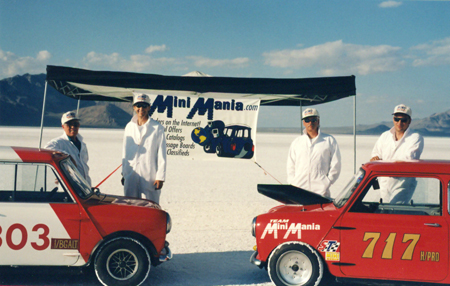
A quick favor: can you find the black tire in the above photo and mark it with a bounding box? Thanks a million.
[204,144,214,153]
[268,242,323,286]
[243,151,254,159]
[94,238,151,286]
[216,144,225,157]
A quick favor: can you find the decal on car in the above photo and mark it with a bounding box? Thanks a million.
[51,239,79,250]
[260,219,320,239]
[420,251,440,262]
[319,240,341,261]
[362,232,420,260]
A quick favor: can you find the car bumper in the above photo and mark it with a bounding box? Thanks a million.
[250,251,262,267]
[159,241,173,262]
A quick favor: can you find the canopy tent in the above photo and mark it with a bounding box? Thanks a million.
[46,65,355,106]
[42,65,357,170]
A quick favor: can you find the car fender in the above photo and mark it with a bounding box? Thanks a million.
[87,231,159,267]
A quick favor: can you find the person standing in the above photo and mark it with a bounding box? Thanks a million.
[45,111,91,186]
[287,108,341,198]
[370,104,424,203]
[122,94,167,204]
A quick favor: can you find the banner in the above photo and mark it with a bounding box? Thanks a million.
[136,93,260,161]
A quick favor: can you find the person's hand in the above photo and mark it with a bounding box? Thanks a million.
[154,180,164,190]
[121,176,124,186]
[370,156,381,162]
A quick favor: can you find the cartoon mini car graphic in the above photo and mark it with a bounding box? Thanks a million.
[191,120,225,153]
[191,120,254,159]
[216,125,254,159]
[0,146,172,286]
[251,160,450,286]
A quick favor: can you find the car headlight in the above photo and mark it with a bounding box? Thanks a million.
[252,217,257,237]
[166,213,172,234]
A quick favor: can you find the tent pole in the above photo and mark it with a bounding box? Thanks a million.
[300,101,303,121]
[76,97,81,116]
[38,81,48,149]
[353,95,356,174]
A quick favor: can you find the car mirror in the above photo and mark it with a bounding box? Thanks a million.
[92,187,101,195]
[372,178,380,190]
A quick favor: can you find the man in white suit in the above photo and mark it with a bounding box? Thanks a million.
[122,94,167,204]
[45,111,91,186]
[287,108,341,198]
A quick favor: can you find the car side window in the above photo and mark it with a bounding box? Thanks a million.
[243,129,249,138]
[350,176,441,216]
[0,162,74,203]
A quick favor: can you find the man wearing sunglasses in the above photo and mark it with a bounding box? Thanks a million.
[287,108,341,198]
[122,93,167,204]
[370,104,424,203]
[45,111,91,186]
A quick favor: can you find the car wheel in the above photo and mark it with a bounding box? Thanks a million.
[216,144,224,157]
[94,238,151,286]
[204,144,213,153]
[243,151,253,159]
[268,242,323,286]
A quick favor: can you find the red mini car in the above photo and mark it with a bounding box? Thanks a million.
[0,146,172,286]
[251,160,450,286]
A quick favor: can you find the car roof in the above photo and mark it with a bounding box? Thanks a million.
[362,160,450,174]
[0,146,69,163]
[225,125,251,129]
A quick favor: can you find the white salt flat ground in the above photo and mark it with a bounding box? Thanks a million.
[1,126,449,286]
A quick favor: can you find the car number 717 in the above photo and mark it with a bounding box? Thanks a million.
[362,232,420,260]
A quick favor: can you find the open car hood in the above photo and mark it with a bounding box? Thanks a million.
[86,194,162,210]
[257,184,333,205]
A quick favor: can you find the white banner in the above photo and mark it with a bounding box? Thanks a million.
[137,93,260,161]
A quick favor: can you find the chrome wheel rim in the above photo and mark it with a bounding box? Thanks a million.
[106,248,138,280]
[276,250,313,285]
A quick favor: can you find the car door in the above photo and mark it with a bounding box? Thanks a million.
[339,175,448,282]
[0,162,81,266]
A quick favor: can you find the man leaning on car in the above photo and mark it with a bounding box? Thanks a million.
[370,104,424,203]
[45,111,91,187]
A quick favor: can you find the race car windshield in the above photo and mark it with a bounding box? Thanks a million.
[333,169,365,208]
[60,158,93,199]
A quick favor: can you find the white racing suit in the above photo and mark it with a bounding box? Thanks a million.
[45,133,91,186]
[371,127,424,204]
[122,116,166,203]
[287,130,341,198]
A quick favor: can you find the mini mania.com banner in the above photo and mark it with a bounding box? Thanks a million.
[136,92,260,161]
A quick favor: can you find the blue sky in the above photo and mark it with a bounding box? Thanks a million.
[1,0,449,127]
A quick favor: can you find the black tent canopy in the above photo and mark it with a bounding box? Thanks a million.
[46,65,356,106]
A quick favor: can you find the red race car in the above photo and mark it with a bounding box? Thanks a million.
[0,146,172,286]
[251,160,450,286]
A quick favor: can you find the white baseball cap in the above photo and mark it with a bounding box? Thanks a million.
[302,108,320,119]
[133,93,151,105]
[392,104,412,117]
[61,111,80,125]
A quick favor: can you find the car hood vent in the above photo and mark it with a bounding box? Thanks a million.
[257,184,333,205]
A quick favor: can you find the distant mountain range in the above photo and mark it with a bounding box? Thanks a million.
[0,73,133,128]
[1,73,449,136]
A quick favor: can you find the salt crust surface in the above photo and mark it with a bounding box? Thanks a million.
[1,127,448,285]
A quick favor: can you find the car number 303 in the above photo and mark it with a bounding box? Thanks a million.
[0,223,51,250]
